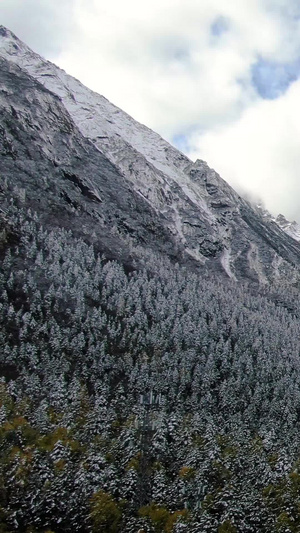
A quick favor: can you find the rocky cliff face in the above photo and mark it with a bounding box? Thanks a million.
[1,25,300,282]
[0,55,182,270]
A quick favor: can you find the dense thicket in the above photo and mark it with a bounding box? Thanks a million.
[1,204,300,532]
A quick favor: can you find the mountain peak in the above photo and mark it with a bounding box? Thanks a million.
[276,213,289,225]
[0,25,23,45]
[0,25,35,60]
[0,26,13,37]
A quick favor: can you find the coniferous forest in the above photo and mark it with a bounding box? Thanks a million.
[3,22,300,533]
[1,199,300,532]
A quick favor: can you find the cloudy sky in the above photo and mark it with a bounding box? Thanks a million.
[2,0,300,220]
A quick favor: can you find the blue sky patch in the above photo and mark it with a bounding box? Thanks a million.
[210,16,229,37]
[172,134,190,154]
[251,57,300,99]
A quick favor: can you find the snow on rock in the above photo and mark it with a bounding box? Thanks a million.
[0,26,225,263]
[220,247,236,280]
[255,204,300,243]
[276,214,300,242]
[247,243,268,285]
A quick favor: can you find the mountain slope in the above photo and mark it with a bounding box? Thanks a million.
[1,25,300,283]
[3,27,300,533]
[0,54,186,270]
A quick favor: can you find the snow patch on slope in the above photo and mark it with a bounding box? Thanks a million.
[247,243,268,284]
[220,247,236,280]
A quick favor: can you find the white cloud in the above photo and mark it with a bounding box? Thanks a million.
[188,79,300,221]
[53,0,282,133]
[0,0,77,57]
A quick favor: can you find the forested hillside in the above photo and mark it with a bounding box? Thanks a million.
[1,201,300,532]
[3,26,300,533]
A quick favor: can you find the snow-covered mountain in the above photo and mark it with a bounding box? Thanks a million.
[255,203,300,243]
[1,25,300,282]
[275,214,300,242]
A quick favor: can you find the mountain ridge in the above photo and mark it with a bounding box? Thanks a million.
[1,25,300,283]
